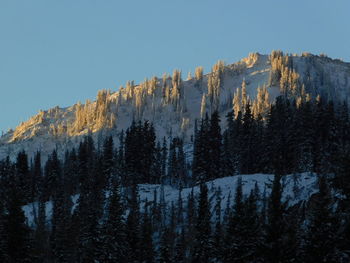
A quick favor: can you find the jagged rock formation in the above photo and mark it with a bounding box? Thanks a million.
[1,51,350,160]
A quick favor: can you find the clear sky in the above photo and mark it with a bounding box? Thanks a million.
[0,0,349,133]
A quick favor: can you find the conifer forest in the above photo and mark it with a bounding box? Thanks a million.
[3,0,350,261]
[1,93,350,262]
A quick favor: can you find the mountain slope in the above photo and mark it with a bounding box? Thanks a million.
[1,51,350,160]
[23,172,318,227]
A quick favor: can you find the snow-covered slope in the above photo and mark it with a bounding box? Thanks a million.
[23,172,318,227]
[2,52,350,160]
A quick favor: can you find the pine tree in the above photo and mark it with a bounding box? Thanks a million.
[296,100,314,172]
[159,227,172,263]
[125,121,156,184]
[185,188,196,255]
[103,181,128,262]
[263,174,289,263]
[33,193,49,262]
[200,93,207,119]
[223,177,244,262]
[44,150,61,200]
[116,130,126,185]
[161,137,168,184]
[173,228,186,263]
[240,103,255,174]
[192,115,210,183]
[303,176,342,262]
[241,186,263,262]
[153,141,163,184]
[31,151,42,202]
[208,111,222,179]
[102,135,114,189]
[126,184,141,262]
[74,137,104,262]
[140,202,154,263]
[177,187,184,225]
[5,188,32,262]
[51,178,72,262]
[0,199,8,262]
[16,150,30,203]
[195,66,203,82]
[212,187,223,262]
[191,183,211,263]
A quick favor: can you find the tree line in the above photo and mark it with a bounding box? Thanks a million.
[1,95,350,262]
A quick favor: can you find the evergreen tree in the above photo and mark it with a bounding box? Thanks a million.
[191,183,211,263]
[33,193,49,262]
[102,179,127,262]
[44,150,61,201]
[51,172,73,262]
[192,114,210,183]
[208,111,222,179]
[223,177,245,262]
[5,188,32,262]
[212,187,223,262]
[263,174,292,262]
[0,199,8,262]
[168,138,187,187]
[222,110,238,177]
[140,202,154,263]
[185,188,196,256]
[173,228,186,263]
[102,135,114,188]
[159,227,172,263]
[31,151,42,202]
[240,103,255,174]
[16,150,30,203]
[303,176,342,262]
[126,184,141,262]
[73,137,104,262]
[161,137,168,184]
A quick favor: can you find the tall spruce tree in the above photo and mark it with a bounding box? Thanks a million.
[140,202,154,263]
[5,187,32,262]
[102,179,127,262]
[191,183,211,263]
[102,136,114,189]
[126,183,141,262]
[303,176,342,262]
[263,174,290,262]
[208,111,222,179]
[192,115,210,184]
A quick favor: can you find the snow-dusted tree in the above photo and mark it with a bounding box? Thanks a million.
[212,60,225,81]
[149,76,158,95]
[125,80,135,101]
[200,94,207,119]
[241,79,248,109]
[171,69,183,112]
[252,85,270,119]
[195,66,204,81]
[134,88,145,120]
[194,66,204,91]
[187,71,192,80]
[207,71,220,112]
[232,87,242,118]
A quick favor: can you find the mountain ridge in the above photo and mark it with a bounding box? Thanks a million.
[1,51,350,160]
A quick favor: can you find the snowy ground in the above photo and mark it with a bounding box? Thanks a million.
[23,172,318,227]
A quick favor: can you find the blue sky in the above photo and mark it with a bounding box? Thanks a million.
[0,0,349,133]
